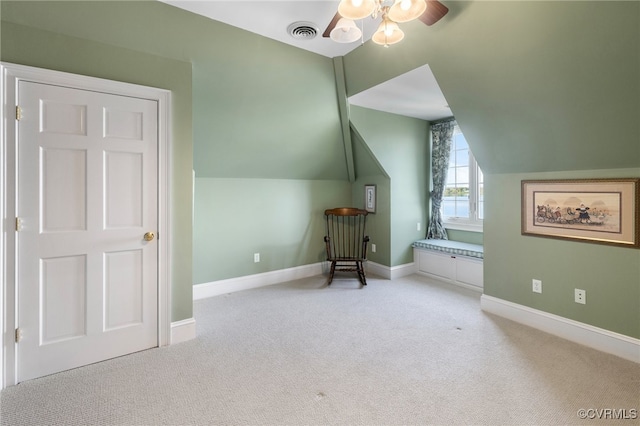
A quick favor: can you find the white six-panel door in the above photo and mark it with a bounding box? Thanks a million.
[17,81,159,382]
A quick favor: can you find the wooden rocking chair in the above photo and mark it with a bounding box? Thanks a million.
[324,207,370,287]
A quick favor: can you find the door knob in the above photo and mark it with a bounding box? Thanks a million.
[144,232,155,241]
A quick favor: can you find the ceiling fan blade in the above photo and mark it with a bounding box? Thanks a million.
[419,0,449,26]
[322,11,342,38]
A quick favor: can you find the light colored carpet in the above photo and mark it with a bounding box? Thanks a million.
[1,274,638,425]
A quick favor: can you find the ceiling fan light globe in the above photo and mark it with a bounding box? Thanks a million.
[372,19,404,45]
[330,18,362,43]
[338,0,376,20]
[388,0,427,23]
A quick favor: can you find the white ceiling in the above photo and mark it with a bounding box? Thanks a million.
[161,0,452,121]
[348,64,451,121]
[161,0,367,58]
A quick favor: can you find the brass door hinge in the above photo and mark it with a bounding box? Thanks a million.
[16,106,22,121]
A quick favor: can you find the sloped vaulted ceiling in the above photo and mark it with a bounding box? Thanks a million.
[3,1,638,176]
[0,0,350,180]
[343,1,640,174]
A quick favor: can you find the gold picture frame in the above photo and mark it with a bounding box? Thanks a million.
[521,178,640,248]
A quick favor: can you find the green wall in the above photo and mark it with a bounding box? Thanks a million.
[341,1,639,338]
[0,20,194,322]
[349,106,430,267]
[1,1,354,293]
[193,178,352,283]
[351,128,391,266]
[3,1,638,340]
[0,1,347,179]
[446,230,483,246]
[343,1,639,175]
[485,169,640,338]
[192,55,345,180]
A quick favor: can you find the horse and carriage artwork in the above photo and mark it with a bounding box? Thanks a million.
[535,199,618,230]
[522,179,640,248]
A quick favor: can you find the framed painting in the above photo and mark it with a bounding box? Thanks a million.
[521,178,640,248]
[365,184,376,213]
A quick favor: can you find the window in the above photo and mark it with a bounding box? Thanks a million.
[441,126,483,230]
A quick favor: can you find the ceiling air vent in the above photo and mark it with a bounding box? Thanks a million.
[287,22,319,40]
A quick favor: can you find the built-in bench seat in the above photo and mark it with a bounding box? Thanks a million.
[412,239,483,259]
[412,239,484,290]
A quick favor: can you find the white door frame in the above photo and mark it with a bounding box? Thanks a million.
[0,62,172,389]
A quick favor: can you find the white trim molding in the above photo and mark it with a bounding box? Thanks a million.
[416,272,483,293]
[365,261,416,280]
[194,262,325,300]
[193,261,418,300]
[481,295,640,364]
[171,318,196,344]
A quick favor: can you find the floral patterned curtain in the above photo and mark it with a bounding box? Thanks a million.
[426,118,456,240]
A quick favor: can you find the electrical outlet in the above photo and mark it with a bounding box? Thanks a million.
[532,279,542,294]
[254,253,260,263]
[371,244,377,253]
[575,289,586,304]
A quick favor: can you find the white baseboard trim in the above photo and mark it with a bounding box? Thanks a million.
[170,318,196,344]
[193,261,416,301]
[415,271,483,293]
[481,295,640,363]
[194,262,324,300]
[366,261,416,280]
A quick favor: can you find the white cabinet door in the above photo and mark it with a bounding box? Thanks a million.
[17,81,159,382]
[455,257,483,288]
[417,250,455,281]
[416,249,483,290]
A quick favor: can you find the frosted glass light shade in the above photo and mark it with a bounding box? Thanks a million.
[388,0,427,23]
[330,18,362,43]
[372,19,405,46]
[338,0,376,20]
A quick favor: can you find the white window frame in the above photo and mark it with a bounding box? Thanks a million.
[442,126,483,232]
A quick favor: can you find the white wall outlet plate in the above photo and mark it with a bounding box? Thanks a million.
[532,279,542,294]
[575,288,586,304]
